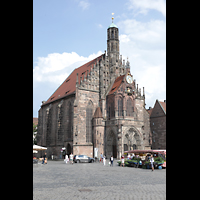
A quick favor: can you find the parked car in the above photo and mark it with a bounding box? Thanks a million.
[74,155,95,163]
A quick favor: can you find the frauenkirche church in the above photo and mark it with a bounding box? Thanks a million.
[37,16,152,159]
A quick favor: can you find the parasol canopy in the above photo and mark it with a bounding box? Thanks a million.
[33,145,47,151]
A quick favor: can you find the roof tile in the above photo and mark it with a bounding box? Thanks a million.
[108,75,125,95]
[43,54,104,105]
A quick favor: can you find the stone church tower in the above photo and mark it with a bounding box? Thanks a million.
[37,17,151,159]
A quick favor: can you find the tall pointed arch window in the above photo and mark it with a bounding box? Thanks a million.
[86,100,93,143]
[110,98,115,118]
[118,97,123,117]
[115,29,118,39]
[111,30,114,39]
[126,98,134,117]
[67,102,73,139]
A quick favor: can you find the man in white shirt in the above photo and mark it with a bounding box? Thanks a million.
[110,156,114,167]
[103,155,106,166]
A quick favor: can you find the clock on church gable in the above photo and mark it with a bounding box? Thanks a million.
[126,74,133,84]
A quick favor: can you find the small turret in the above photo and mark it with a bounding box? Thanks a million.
[93,107,105,158]
[125,57,130,73]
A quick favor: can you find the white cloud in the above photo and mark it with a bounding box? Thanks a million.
[33,51,103,116]
[119,34,130,43]
[78,0,90,10]
[118,18,166,108]
[127,0,166,17]
[33,51,103,83]
[98,24,103,28]
[33,1,166,116]
[118,19,165,50]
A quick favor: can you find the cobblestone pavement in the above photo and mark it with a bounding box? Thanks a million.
[33,160,166,200]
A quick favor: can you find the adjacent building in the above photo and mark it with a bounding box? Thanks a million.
[148,100,166,149]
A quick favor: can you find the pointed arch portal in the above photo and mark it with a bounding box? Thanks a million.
[106,131,117,158]
[124,127,142,151]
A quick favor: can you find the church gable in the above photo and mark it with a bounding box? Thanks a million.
[108,75,125,95]
[43,54,104,106]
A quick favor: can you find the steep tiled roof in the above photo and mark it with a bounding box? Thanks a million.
[159,101,166,114]
[43,54,105,105]
[93,107,103,118]
[150,100,166,117]
[108,75,125,95]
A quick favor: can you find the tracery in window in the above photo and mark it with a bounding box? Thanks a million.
[118,97,123,116]
[86,100,93,142]
[126,98,134,117]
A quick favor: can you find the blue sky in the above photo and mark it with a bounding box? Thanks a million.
[33,0,166,117]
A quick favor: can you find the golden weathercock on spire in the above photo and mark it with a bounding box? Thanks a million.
[112,13,114,22]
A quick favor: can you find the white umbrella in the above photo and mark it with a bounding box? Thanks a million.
[33,145,47,151]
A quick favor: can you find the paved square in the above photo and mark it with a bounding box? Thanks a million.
[33,160,166,199]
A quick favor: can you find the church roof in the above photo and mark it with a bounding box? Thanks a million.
[108,23,118,29]
[108,75,125,95]
[93,107,103,118]
[43,54,105,106]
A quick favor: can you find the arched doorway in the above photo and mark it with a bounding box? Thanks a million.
[106,131,117,158]
[67,143,71,157]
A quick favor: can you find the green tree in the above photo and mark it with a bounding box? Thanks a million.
[33,123,37,145]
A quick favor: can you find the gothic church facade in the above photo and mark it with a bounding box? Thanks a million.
[37,21,151,159]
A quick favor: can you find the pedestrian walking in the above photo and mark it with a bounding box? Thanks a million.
[110,155,113,167]
[103,155,106,166]
[70,153,73,165]
[100,153,103,163]
[150,154,154,171]
[64,154,68,164]
[121,155,124,167]
[42,152,47,164]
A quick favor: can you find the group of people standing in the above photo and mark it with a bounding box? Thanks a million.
[64,153,74,164]
[42,152,155,171]
[100,153,114,167]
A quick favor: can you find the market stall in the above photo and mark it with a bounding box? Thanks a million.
[123,149,166,169]
[33,145,47,164]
